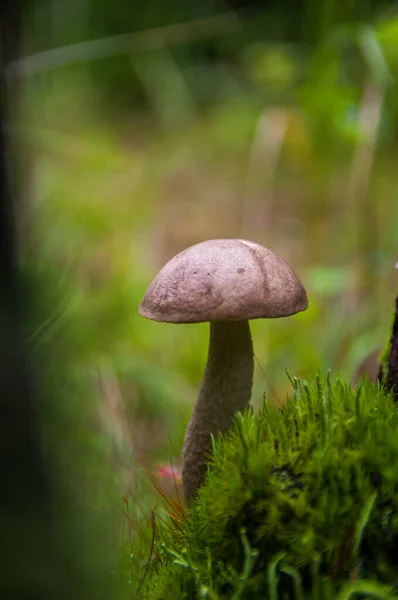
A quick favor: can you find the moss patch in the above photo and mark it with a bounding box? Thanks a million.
[145,375,398,599]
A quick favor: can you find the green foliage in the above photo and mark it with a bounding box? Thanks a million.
[21,2,398,451]
[19,4,398,597]
[146,376,398,598]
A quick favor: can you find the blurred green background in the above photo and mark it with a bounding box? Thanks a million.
[12,0,398,595]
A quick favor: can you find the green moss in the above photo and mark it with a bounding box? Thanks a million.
[145,375,398,599]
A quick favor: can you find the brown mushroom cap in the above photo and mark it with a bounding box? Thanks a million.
[139,239,308,324]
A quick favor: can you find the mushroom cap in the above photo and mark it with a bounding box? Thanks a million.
[139,239,308,324]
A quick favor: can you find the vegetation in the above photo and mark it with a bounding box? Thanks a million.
[23,6,398,469]
[145,376,398,599]
[9,0,398,597]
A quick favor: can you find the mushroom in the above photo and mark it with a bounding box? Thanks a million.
[139,239,308,503]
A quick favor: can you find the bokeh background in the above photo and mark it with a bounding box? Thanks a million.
[11,0,398,595]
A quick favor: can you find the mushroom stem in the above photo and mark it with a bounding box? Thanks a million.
[182,320,254,503]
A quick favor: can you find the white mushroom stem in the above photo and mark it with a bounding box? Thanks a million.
[182,320,254,504]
